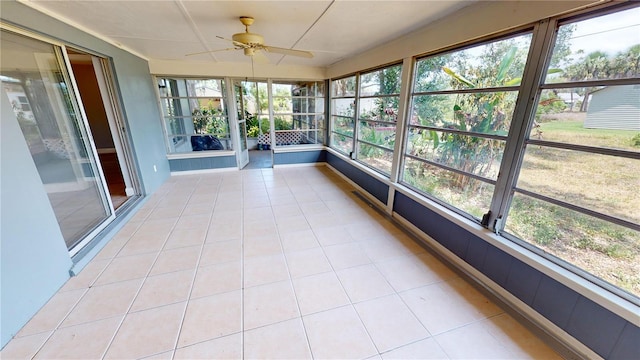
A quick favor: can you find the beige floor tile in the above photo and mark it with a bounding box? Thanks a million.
[137,218,178,238]
[148,206,183,220]
[482,314,562,359]
[285,247,333,278]
[269,194,298,206]
[94,252,157,286]
[392,233,428,255]
[93,233,131,260]
[174,214,211,231]
[199,239,241,266]
[244,318,311,359]
[246,195,271,208]
[105,302,185,359]
[272,204,303,219]
[117,233,166,257]
[299,201,331,215]
[3,168,563,360]
[381,338,449,359]
[313,226,354,246]
[337,264,395,303]
[244,253,289,288]
[375,254,444,292]
[276,215,311,234]
[61,278,142,328]
[191,261,242,299]
[17,288,86,337]
[433,320,515,359]
[293,272,350,315]
[324,242,371,270]
[354,294,429,352]
[214,200,242,213]
[174,333,242,359]
[109,222,144,240]
[164,228,207,249]
[359,236,411,262]
[35,316,121,359]
[244,221,278,238]
[413,252,458,282]
[181,202,215,217]
[400,278,502,335]
[280,229,320,253]
[345,220,390,241]
[178,291,242,347]
[130,269,194,312]
[149,245,201,276]
[0,332,50,359]
[303,305,377,359]
[244,280,300,330]
[306,212,343,229]
[206,222,241,242]
[243,234,283,258]
[244,205,273,220]
[140,350,174,359]
[59,259,110,292]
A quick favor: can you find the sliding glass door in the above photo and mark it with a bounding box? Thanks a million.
[1,29,114,254]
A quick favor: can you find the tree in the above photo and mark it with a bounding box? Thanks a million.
[563,44,640,110]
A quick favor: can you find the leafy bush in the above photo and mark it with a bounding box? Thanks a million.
[632,133,640,147]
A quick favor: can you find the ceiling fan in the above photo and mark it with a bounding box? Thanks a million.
[186,16,313,59]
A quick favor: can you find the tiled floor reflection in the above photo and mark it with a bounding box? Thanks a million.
[1,166,562,359]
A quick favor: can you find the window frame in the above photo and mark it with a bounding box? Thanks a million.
[330,63,403,176]
[270,80,326,147]
[400,30,535,222]
[489,5,640,304]
[157,77,232,154]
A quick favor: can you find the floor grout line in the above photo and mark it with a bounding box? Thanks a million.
[8,167,561,360]
[99,176,202,359]
[169,174,233,358]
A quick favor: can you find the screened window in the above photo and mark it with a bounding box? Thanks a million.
[402,34,533,219]
[157,78,231,153]
[237,80,269,140]
[330,76,356,155]
[330,64,402,175]
[356,65,401,174]
[503,7,640,297]
[271,81,325,146]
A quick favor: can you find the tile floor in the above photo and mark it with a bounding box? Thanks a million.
[1,166,563,359]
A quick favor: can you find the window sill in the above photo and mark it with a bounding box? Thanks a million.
[167,150,235,160]
[273,144,326,153]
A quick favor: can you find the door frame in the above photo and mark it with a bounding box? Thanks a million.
[90,55,140,198]
[229,78,249,169]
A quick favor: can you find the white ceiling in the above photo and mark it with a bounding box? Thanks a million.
[24,0,473,68]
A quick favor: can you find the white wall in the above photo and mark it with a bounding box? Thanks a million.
[149,59,327,80]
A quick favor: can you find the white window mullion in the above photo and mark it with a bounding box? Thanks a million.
[488,19,558,232]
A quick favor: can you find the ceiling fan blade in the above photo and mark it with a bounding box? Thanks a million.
[263,46,314,58]
[216,35,248,48]
[185,47,238,56]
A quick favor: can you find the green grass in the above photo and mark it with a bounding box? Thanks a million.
[538,118,639,150]
[408,114,640,296]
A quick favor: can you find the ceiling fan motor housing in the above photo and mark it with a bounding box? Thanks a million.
[232,32,264,46]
